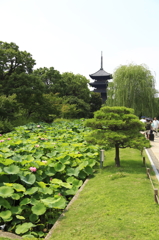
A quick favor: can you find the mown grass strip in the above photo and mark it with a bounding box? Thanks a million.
[47,148,159,240]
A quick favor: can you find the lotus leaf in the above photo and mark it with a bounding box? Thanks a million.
[67,176,76,183]
[78,161,89,170]
[78,170,87,179]
[25,187,39,195]
[12,155,22,162]
[87,158,96,167]
[67,177,83,188]
[31,202,46,215]
[41,196,66,209]
[0,197,11,209]
[4,183,13,187]
[11,206,23,215]
[3,152,14,158]
[45,167,56,176]
[66,167,79,177]
[54,162,65,172]
[84,166,93,175]
[34,152,43,159]
[20,173,36,185]
[36,181,46,188]
[65,186,79,195]
[3,165,20,175]
[15,222,35,234]
[0,158,14,165]
[12,183,26,192]
[41,156,48,161]
[30,197,39,205]
[20,198,31,206]
[0,210,12,220]
[16,215,25,219]
[0,147,10,153]
[0,186,14,198]
[24,155,35,161]
[48,162,55,167]
[11,193,23,200]
[51,179,72,189]
[29,213,39,222]
[46,151,58,157]
[39,188,53,195]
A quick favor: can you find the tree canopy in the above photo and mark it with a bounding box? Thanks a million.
[0,41,103,132]
[85,106,150,167]
[33,67,61,94]
[106,64,157,117]
[0,41,36,96]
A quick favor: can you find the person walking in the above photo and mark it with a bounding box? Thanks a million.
[145,119,152,139]
[152,117,159,137]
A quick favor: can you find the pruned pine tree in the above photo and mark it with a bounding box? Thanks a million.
[85,106,150,167]
[106,64,157,117]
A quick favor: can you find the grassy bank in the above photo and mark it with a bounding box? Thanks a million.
[47,148,159,240]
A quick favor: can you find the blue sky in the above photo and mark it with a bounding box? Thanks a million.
[1,0,159,90]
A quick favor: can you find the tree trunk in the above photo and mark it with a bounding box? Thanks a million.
[115,144,120,167]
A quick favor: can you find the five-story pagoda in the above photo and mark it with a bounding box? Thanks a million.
[89,52,112,103]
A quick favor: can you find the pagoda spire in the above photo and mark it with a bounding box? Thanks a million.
[101,51,103,70]
[89,52,112,103]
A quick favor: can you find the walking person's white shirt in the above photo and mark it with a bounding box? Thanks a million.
[152,117,159,137]
[140,118,146,123]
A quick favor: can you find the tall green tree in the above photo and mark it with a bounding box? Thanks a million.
[89,92,102,117]
[85,106,150,167]
[0,41,36,96]
[33,67,61,94]
[107,64,157,117]
[33,69,92,118]
[60,72,90,102]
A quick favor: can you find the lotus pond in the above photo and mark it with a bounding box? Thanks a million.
[0,119,100,238]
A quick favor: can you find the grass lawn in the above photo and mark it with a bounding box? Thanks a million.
[47,148,159,240]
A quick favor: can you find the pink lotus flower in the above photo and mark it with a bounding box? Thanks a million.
[40,138,45,140]
[0,134,2,136]
[7,138,11,140]
[35,144,40,147]
[37,125,41,128]
[0,140,4,142]
[29,167,37,172]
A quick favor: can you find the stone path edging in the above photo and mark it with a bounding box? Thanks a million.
[145,148,159,182]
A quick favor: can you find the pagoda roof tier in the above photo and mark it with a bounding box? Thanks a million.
[89,69,112,80]
[93,89,106,93]
[90,82,107,87]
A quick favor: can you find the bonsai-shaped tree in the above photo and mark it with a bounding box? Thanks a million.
[85,106,150,167]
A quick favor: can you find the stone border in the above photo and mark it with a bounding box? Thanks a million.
[145,148,159,182]
[44,178,89,240]
[0,230,22,239]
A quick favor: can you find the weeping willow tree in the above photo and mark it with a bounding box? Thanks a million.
[106,64,157,117]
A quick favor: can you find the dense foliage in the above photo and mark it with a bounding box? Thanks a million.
[0,41,102,133]
[106,64,157,117]
[85,106,150,167]
[0,119,100,238]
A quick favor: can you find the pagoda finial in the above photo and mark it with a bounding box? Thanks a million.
[101,51,103,70]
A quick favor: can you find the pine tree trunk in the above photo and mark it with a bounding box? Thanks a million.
[115,144,120,167]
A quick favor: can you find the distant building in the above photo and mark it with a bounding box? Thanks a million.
[89,52,112,103]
